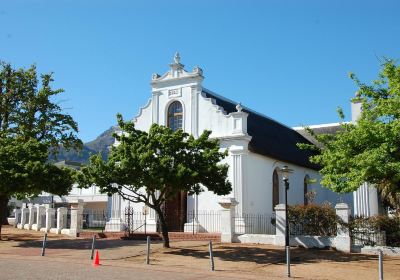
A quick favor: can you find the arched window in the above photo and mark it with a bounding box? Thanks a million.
[304,175,309,205]
[167,101,183,131]
[272,169,279,211]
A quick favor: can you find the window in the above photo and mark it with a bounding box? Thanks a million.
[304,175,309,205]
[272,169,279,211]
[167,101,183,131]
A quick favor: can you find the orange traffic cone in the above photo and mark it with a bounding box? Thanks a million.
[93,250,100,266]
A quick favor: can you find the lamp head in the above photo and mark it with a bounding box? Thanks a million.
[280,165,293,180]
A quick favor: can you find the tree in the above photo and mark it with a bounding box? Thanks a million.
[299,59,400,209]
[77,115,231,247]
[0,62,81,237]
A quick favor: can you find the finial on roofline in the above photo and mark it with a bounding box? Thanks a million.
[236,103,243,112]
[174,52,181,64]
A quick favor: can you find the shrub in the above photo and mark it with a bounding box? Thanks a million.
[350,215,400,247]
[288,203,340,236]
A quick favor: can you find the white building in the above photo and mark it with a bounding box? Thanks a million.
[17,54,383,233]
[102,53,353,232]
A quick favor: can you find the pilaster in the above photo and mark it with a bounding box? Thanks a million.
[190,85,200,138]
[105,192,124,232]
[151,91,161,124]
[231,150,247,215]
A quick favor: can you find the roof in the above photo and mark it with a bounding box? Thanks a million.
[202,89,319,170]
[294,123,343,145]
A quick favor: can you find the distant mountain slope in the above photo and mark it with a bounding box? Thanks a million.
[49,126,117,164]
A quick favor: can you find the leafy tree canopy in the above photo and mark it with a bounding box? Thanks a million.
[0,62,81,236]
[299,59,400,208]
[77,114,231,247]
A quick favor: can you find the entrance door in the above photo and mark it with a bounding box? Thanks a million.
[163,192,187,232]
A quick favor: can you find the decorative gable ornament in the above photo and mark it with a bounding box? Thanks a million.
[151,52,204,87]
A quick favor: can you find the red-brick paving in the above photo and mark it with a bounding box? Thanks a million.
[169,232,221,242]
[79,231,220,242]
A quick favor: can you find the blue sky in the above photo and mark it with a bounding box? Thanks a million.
[1,0,399,142]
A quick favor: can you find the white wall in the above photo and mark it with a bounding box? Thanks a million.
[123,58,354,219]
[244,152,353,215]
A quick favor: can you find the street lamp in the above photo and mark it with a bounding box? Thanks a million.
[279,165,293,278]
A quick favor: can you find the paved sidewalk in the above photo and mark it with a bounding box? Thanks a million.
[0,257,259,280]
[1,227,399,280]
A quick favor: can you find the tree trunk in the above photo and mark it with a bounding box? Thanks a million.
[0,195,8,240]
[155,207,170,248]
[1,196,9,225]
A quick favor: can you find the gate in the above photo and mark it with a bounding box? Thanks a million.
[124,206,147,235]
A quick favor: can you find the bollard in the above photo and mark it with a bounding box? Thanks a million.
[146,236,150,265]
[41,233,47,256]
[286,245,291,278]
[192,209,195,235]
[209,241,215,271]
[90,235,96,260]
[379,250,383,280]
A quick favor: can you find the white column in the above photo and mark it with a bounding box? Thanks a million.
[52,207,67,234]
[335,203,351,252]
[44,207,55,232]
[13,209,21,228]
[351,98,362,122]
[25,203,36,230]
[353,183,379,217]
[218,197,238,242]
[274,204,286,246]
[67,199,84,237]
[32,205,45,231]
[105,193,124,232]
[18,207,28,229]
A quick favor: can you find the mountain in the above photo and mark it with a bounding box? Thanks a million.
[49,126,118,164]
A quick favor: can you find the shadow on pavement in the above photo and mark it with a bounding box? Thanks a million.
[14,238,159,250]
[165,245,378,265]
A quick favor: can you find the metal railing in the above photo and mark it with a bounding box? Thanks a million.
[234,213,276,235]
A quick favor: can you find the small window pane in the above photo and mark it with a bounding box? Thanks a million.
[167,101,183,131]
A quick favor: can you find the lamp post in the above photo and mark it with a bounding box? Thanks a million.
[280,165,293,278]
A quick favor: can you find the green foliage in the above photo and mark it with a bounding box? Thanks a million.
[0,62,81,234]
[288,203,340,236]
[77,114,231,247]
[78,114,231,200]
[299,59,400,208]
[0,62,82,152]
[0,136,75,198]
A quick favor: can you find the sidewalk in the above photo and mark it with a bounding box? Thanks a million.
[1,226,399,280]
